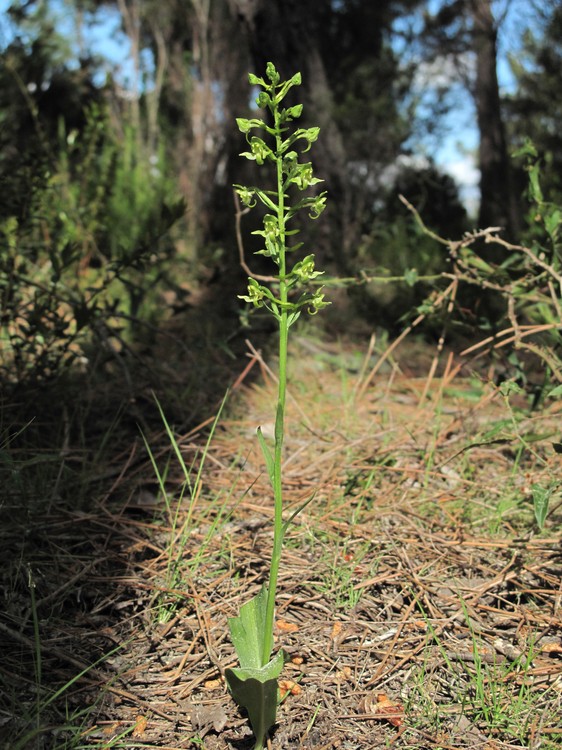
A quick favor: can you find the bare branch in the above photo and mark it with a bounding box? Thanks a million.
[233,189,278,283]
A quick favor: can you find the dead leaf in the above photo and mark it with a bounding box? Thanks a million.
[358,692,404,727]
[132,716,148,737]
[331,621,342,639]
[291,654,304,665]
[102,722,122,737]
[335,665,352,682]
[450,714,491,746]
[279,679,302,700]
[405,619,427,631]
[276,619,299,633]
[541,642,562,655]
[191,703,228,733]
[204,677,223,690]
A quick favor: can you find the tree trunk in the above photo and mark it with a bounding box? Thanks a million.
[229,0,351,272]
[470,0,518,236]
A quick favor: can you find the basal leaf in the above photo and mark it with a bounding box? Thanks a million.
[225,649,286,749]
[228,586,268,670]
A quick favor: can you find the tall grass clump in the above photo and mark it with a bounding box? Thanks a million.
[224,63,328,749]
[142,393,230,623]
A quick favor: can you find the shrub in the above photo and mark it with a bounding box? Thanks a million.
[0,106,184,383]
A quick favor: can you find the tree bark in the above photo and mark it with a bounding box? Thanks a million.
[470,0,518,236]
[229,0,350,271]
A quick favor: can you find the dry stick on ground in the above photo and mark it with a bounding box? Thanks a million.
[354,279,458,402]
[461,323,562,380]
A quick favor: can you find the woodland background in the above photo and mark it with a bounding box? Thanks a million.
[1,3,562,748]
[1,0,562,380]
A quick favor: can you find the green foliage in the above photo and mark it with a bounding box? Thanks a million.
[319,2,417,172]
[0,105,184,382]
[346,164,466,326]
[515,139,562,256]
[225,642,285,750]
[143,392,230,623]
[404,141,562,399]
[226,63,327,749]
[508,146,562,370]
[0,15,101,221]
[531,483,553,530]
[507,5,562,202]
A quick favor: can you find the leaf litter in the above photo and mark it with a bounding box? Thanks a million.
[1,331,561,749]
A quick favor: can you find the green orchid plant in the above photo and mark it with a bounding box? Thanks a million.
[225,63,328,749]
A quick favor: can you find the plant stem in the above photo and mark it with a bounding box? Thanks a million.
[262,107,289,666]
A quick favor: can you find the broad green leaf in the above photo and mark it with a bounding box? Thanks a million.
[228,586,269,670]
[547,384,562,398]
[225,649,286,750]
[531,484,552,529]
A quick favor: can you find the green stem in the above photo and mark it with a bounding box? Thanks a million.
[262,104,289,666]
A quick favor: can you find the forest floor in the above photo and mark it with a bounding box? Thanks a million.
[1,314,561,750]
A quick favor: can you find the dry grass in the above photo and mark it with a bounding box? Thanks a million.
[1,328,561,749]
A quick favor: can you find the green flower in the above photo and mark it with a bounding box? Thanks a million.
[252,214,281,259]
[290,163,321,190]
[238,278,266,307]
[308,289,330,314]
[240,137,273,165]
[282,151,298,175]
[256,91,271,110]
[280,104,303,123]
[266,62,280,84]
[292,255,323,283]
[235,185,257,208]
[236,117,266,134]
[309,193,327,219]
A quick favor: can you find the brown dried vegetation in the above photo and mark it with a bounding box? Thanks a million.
[1,330,561,749]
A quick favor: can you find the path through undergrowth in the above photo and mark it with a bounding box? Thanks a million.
[1,330,561,749]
